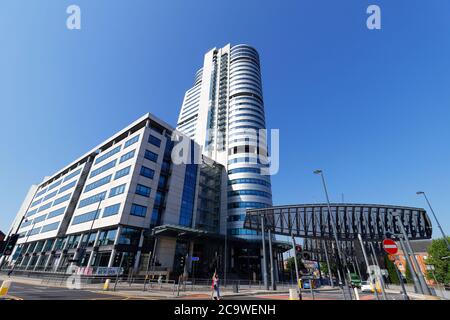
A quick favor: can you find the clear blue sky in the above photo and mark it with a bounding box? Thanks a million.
[1,0,449,237]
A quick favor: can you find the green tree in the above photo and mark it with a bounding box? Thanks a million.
[404,262,413,284]
[425,237,450,284]
[384,256,400,284]
[285,256,306,276]
[319,261,337,278]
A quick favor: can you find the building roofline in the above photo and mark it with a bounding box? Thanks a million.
[36,113,175,189]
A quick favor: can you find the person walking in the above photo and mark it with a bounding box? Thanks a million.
[211,272,221,300]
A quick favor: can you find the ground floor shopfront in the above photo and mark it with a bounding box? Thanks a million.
[7,224,289,282]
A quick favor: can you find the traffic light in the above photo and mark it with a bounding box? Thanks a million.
[2,234,19,256]
[295,245,302,253]
[302,252,311,260]
[179,255,185,268]
[113,253,121,266]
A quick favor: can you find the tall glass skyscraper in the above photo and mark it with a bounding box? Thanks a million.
[177,44,273,241]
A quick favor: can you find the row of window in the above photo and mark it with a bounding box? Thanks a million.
[228,178,271,187]
[30,179,78,210]
[115,166,131,180]
[22,206,66,229]
[95,145,121,165]
[89,159,117,178]
[228,167,260,175]
[227,228,258,236]
[78,191,107,209]
[227,202,269,209]
[84,175,112,193]
[71,203,122,225]
[124,135,140,148]
[227,189,272,198]
[120,149,135,163]
[63,168,82,183]
[26,221,61,236]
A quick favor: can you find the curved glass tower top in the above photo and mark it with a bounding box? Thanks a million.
[177,44,272,240]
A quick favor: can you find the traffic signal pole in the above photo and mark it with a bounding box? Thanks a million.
[357,233,380,300]
[260,215,269,290]
[290,233,302,300]
[322,240,334,287]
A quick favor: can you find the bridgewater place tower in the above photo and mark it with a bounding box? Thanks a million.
[177,44,273,245]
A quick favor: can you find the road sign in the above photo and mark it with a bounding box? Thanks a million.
[191,256,200,261]
[383,239,398,255]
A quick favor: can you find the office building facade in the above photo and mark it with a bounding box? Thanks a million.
[177,44,274,277]
[177,44,273,236]
[5,114,227,278]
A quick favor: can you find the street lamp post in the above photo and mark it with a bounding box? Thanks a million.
[416,191,450,251]
[314,170,351,299]
[393,212,431,295]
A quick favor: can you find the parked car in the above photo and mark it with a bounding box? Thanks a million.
[350,273,361,288]
[360,281,373,293]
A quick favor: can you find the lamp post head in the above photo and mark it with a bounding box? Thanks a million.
[313,170,322,175]
[416,191,424,195]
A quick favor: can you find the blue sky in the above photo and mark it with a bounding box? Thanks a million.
[1,0,449,237]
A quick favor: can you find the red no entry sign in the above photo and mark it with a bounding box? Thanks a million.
[383,239,398,254]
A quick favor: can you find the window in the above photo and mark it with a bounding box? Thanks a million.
[124,135,140,148]
[114,166,131,180]
[98,229,117,246]
[47,207,66,219]
[33,214,47,224]
[135,184,151,197]
[37,201,52,212]
[109,184,126,198]
[228,190,271,198]
[103,204,120,218]
[94,145,121,165]
[228,178,271,187]
[228,167,260,175]
[71,210,100,225]
[78,191,106,208]
[130,204,147,217]
[120,150,135,163]
[89,159,117,178]
[84,175,112,193]
[47,179,62,191]
[63,168,82,182]
[26,208,38,217]
[144,150,158,162]
[118,227,141,246]
[179,164,198,227]
[35,188,47,198]
[28,227,42,236]
[58,180,77,194]
[148,135,161,147]
[30,198,43,208]
[228,202,269,209]
[140,166,155,179]
[53,193,72,206]
[43,190,58,201]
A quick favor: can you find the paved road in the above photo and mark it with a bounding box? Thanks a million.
[0,280,153,300]
[1,279,404,300]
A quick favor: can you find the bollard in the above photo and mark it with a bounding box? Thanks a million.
[0,280,12,298]
[353,287,360,300]
[289,288,300,300]
[103,279,110,291]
